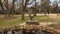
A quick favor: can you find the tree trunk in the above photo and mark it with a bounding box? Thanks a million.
[4,10,8,18]
[29,12,33,20]
[21,10,25,20]
[21,0,25,20]
[35,0,37,16]
[11,0,15,18]
[8,10,11,18]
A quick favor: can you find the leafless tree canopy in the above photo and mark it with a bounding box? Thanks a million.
[0,0,60,20]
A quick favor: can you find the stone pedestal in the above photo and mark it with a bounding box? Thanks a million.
[26,20,39,25]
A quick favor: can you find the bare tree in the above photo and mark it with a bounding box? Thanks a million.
[0,0,8,18]
[0,0,4,11]
[4,0,11,18]
[0,0,15,18]
[0,0,4,10]
[41,0,50,16]
[28,0,40,20]
[11,0,15,17]
[52,1,58,12]
[21,0,34,20]
[52,0,59,15]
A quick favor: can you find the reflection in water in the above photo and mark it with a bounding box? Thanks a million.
[13,30,23,34]
[1,30,46,34]
[7,31,12,34]
[1,33,3,34]
[36,30,45,34]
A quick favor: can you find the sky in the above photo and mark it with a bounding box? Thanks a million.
[32,0,60,6]
[28,0,55,7]
[50,0,54,2]
[8,0,55,4]
[8,0,59,5]
[7,0,60,4]
[2,0,60,8]
[50,0,60,6]
[0,0,60,10]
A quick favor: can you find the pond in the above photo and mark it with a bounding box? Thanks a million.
[0,30,46,34]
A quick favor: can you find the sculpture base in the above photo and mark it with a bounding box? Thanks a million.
[26,20,39,25]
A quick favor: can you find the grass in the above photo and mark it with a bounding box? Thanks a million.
[34,16,56,22]
[0,15,58,27]
[0,15,24,28]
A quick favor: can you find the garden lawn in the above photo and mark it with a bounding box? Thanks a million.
[0,15,57,28]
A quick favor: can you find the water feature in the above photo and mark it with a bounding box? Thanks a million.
[0,30,47,34]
